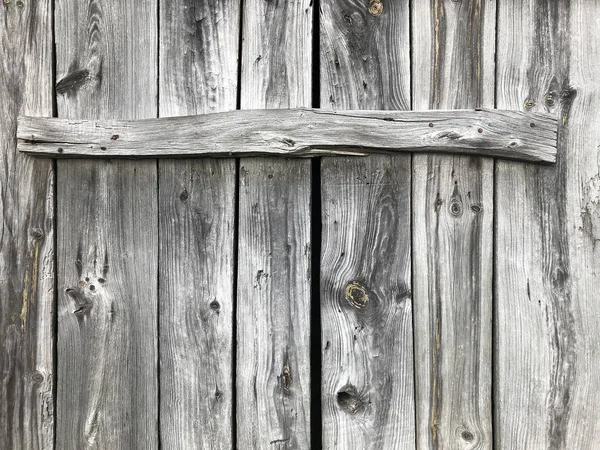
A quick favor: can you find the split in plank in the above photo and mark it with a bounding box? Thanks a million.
[18,109,557,163]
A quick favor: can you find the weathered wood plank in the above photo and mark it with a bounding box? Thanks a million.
[495,0,600,447]
[158,0,239,447]
[0,1,54,449]
[320,0,415,448]
[54,0,158,447]
[18,109,557,162]
[411,1,495,448]
[236,0,313,448]
[237,161,312,449]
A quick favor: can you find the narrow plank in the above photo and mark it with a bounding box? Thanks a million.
[0,1,54,449]
[18,109,557,163]
[158,0,239,447]
[236,0,313,447]
[54,0,158,447]
[320,0,415,448]
[495,0,600,447]
[411,1,495,448]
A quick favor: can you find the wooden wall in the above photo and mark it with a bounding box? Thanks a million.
[1,0,599,448]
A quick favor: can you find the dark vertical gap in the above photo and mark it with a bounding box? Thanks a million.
[51,0,58,119]
[156,1,162,448]
[408,1,419,447]
[236,0,244,111]
[51,0,58,448]
[310,1,322,448]
[232,1,244,446]
[156,159,161,450]
[51,163,58,450]
[310,157,322,450]
[491,0,500,447]
[156,0,161,119]
[232,159,240,449]
[311,0,321,110]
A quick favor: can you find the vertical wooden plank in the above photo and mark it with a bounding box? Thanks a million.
[0,1,54,449]
[496,0,600,447]
[158,1,239,448]
[320,1,415,448]
[411,1,495,448]
[237,0,313,448]
[54,0,158,447]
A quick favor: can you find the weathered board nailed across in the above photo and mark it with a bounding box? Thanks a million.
[1,0,599,449]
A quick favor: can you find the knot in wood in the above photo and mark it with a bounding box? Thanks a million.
[30,228,44,241]
[470,202,483,213]
[461,430,474,442]
[282,364,292,393]
[30,371,44,383]
[545,92,556,107]
[337,385,366,415]
[449,199,463,217]
[179,189,189,203]
[524,98,535,109]
[209,299,220,312]
[368,0,383,16]
[345,281,369,308]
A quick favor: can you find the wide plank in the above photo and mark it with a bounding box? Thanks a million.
[0,1,54,449]
[54,0,158,447]
[18,109,557,163]
[157,0,239,448]
[495,0,600,447]
[412,1,495,448]
[236,0,313,448]
[320,0,415,448]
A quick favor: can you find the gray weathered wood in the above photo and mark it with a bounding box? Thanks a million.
[495,0,600,447]
[18,109,557,163]
[0,1,54,449]
[54,0,158,447]
[236,0,313,448]
[158,0,239,447]
[320,0,415,448]
[412,1,495,448]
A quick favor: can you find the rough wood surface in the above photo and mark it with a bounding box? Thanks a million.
[54,0,158,447]
[158,0,239,447]
[320,0,415,448]
[495,0,600,447]
[18,109,557,163]
[412,1,495,448]
[236,0,313,448]
[0,1,54,449]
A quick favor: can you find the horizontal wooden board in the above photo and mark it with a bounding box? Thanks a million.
[18,109,557,162]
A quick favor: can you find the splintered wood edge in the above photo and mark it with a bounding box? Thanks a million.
[17,108,557,163]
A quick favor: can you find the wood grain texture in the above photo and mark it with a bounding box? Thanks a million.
[320,157,414,449]
[158,161,235,449]
[320,0,415,448]
[158,0,239,447]
[237,161,312,449]
[18,109,557,163]
[411,1,495,448]
[237,0,313,447]
[54,0,158,447]
[495,0,600,447]
[0,1,54,449]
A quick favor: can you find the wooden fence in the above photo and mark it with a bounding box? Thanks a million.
[1,0,599,449]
